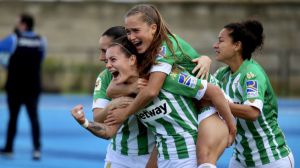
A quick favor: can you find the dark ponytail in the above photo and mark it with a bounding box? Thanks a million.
[243,20,264,51]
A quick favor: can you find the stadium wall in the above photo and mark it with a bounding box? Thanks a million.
[0,1,299,96]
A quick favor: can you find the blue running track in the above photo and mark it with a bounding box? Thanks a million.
[0,94,299,168]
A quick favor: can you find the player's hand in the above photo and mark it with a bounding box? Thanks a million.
[107,97,134,110]
[227,117,237,147]
[71,104,86,125]
[192,55,212,79]
[104,107,129,126]
[137,78,148,90]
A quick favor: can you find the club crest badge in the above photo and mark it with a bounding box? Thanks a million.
[246,72,256,79]
[158,46,167,57]
[95,77,101,91]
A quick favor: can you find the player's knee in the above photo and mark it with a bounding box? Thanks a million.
[197,141,215,162]
[197,132,227,164]
[197,147,211,163]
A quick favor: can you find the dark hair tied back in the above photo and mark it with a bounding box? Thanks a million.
[224,19,264,60]
[243,20,264,50]
[111,35,139,57]
[102,26,126,40]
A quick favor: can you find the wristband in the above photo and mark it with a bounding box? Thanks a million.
[81,118,89,128]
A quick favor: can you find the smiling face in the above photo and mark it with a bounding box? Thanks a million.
[105,45,137,84]
[98,35,113,62]
[125,13,157,54]
[213,28,240,64]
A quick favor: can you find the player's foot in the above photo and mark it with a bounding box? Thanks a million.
[0,148,13,157]
[32,150,41,160]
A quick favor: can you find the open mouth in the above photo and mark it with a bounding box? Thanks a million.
[133,41,142,48]
[111,71,120,79]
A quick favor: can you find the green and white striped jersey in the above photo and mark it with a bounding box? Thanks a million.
[150,34,199,75]
[110,115,155,156]
[93,69,155,156]
[92,67,208,156]
[152,34,221,88]
[214,59,291,167]
[136,74,208,160]
[137,91,198,160]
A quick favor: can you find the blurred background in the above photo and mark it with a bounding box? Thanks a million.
[0,0,299,96]
[0,0,299,168]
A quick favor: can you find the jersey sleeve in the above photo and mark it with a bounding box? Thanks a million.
[92,69,112,109]
[173,35,199,73]
[162,70,207,100]
[241,68,265,113]
[0,34,17,53]
[175,35,199,59]
[0,34,17,68]
[149,53,173,74]
[150,34,200,75]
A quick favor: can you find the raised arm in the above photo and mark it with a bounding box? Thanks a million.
[71,104,121,139]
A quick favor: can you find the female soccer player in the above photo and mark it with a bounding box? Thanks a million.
[104,36,232,167]
[71,26,157,168]
[213,19,294,168]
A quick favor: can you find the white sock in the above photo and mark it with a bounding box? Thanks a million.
[198,163,217,168]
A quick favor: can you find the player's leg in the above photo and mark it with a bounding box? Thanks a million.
[24,93,41,159]
[197,108,229,167]
[25,94,41,148]
[2,93,22,153]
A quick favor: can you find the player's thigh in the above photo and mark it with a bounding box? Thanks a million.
[197,113,228,150]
